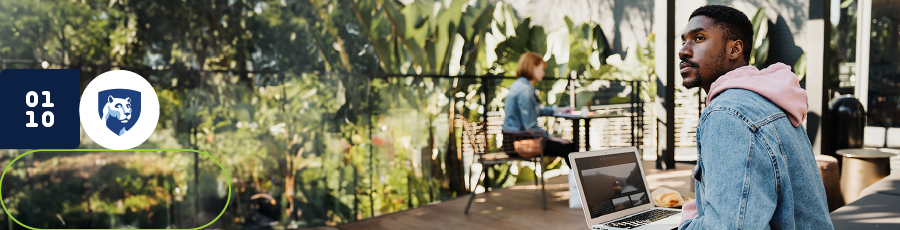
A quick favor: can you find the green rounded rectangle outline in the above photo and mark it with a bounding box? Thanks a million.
[0,149,231,230]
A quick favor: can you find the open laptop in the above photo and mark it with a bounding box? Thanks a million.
[569,147,682,230]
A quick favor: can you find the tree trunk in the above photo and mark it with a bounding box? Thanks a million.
[444,100,466,195]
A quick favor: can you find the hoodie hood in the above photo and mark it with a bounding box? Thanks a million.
[707,63,808,127]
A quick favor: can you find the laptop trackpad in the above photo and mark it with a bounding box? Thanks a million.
[632,215,682,230]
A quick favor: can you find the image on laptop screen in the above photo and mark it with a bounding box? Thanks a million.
[575,152,649,218]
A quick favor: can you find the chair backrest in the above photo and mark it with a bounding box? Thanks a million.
[458,115,488,155]
[500,130,546,155]
[458,114,546,156]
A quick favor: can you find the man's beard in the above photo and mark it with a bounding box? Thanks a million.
[682,48,726,89]
[682,60,702,89]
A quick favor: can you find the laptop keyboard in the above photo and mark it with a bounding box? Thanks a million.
[601,209,681,229]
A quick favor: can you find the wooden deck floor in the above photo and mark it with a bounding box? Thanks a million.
[312,161,695,230]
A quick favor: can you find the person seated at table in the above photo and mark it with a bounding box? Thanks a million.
[501,52,576,166]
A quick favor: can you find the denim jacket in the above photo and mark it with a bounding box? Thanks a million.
[502,77,556,138]
[679,89,834,229]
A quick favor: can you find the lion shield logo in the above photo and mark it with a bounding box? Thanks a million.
[98,89,141,136]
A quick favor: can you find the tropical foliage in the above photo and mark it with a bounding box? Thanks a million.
[0,0,655,228]
[749,7,770,69]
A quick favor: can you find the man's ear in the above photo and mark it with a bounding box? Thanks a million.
[728,39,744,61]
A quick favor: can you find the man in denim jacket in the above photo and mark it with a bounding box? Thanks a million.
[677,5,834,229]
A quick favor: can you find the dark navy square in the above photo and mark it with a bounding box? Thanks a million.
[0,69,80,149]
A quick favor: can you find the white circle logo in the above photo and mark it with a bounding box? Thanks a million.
[80,70,159,150]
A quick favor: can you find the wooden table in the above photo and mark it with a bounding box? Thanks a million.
[552,113,630,151]
[836,148,897,203]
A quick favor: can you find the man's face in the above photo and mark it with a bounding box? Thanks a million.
[679,16,727,89]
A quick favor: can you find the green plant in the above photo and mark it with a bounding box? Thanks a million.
[605,34,657,102]
[351,0,493,76]
[491,18,550,76]
[795,53,807,81]
[563,16,613,78]
[749,7,770,68]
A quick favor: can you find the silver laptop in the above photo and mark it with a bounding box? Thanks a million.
[569,147,682,230]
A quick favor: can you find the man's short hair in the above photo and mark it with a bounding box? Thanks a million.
[689,5,754,62]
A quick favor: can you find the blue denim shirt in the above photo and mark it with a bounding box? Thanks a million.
[680,89,834,230]
[502,77,556,138]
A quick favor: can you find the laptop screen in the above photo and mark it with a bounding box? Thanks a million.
[575,151,649,219]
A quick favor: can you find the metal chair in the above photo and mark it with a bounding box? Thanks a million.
[459,115,547,214]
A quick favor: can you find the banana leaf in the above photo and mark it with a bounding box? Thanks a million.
[749,7,770,68]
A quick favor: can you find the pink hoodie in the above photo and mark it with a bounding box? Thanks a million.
[706,63,808,127]
[681,63,807,226]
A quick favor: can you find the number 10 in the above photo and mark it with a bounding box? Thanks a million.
[26,91,54,128]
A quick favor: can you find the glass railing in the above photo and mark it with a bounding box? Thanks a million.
[0,69,651,228]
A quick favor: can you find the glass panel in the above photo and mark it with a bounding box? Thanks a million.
[831,0,860,96]
[1,151,202,228]
[368,76,455,216]
[866,0,900,127]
